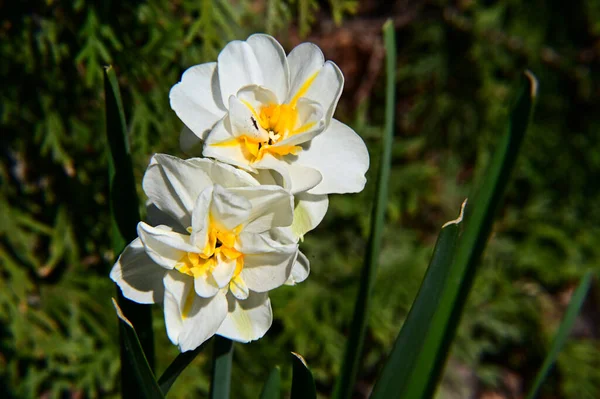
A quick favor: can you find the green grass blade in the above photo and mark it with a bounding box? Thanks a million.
[157,341,208,395]
[210,336,234,399]
[380,71,537,399]
[370,201,465,398]
[290,353,316,399]
[111,299,164,399]
[259,367,281,399]
[333,19,396,399]
[104,66,155,394]
[525,271,593,399]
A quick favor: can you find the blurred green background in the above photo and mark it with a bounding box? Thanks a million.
[2,0,600,398]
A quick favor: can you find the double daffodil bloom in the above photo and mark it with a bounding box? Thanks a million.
[110,154,309,351]
[170,34,369,237]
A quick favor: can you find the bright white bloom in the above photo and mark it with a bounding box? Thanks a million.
[110,154,309,351]
[170,34,369,236]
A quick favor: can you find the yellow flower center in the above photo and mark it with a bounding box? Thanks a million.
[212,72,320,163]
[176,223,243,280]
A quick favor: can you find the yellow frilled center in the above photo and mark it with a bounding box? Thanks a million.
[213,72,319,163]
[176,224,243,280]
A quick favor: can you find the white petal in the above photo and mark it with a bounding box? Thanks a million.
[237,231,297,255]
[302,61,343,125]
[187,157,259,188]
[203,118,257,172]
[246,34,289,103]
[294,119,369,195]
[217,291,272,343]
[194,274,220,298]
[228,95,269,142]
[254,154,322,194]
[291,193,329,238]
[236,85,279,112]
[286,43,324,104]
[170,63,227,143]
[145,202,182,233]
[190,186,212,249]
[137,222,197,269]
[285,250,310,285]
[227,185,294,233]
[275,98,325,147]
[143,154,214,228]
[110,238,166,304]
[163,271,228,352]
[218,41,262,105]
[211,253,237,288]
[210,185,252,231]
[229,275,249,300]
[241,245,297,292]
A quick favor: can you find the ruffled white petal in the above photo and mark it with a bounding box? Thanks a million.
[285,250,310,285]
[190,186,212,249]
[228,95,269,142]
[170,63,227,146]
[217,291,272,343]
[187,157,259,188]
[240,245,297,292]
[227,185,294,233]
[246,34,289,103]
[143,154,214,228]
[294,119,369,195]
[194,273,220,298]
[254,154,322,194]
[217,41,263,105]
[163,271,228,352]
[203,118,257,172]
[110,238,166,304]
[291,192,329,238]
[137,223,197,269]
[210,184,252,231]
[286,43,325,104]
[229,275,249,300]
[211,253,237,288]
[302,61,343,125]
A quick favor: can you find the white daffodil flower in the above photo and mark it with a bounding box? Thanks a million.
[170,33,370,237]
[110,154,309,352]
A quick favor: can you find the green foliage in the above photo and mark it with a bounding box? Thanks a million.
[2,0,600,398]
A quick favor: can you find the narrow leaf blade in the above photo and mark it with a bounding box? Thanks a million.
[291,353,316,399]
[333,19,396,399]
[259,367,281,399]
[104,65,155,394]
[372,71,537,399]
[112,299,164,399]
[210,336,234,399]
[525,272,593,399]
[370,202,465,398]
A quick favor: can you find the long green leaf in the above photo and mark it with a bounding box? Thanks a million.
[111,299,164,399]
[370,201,466,398]
[104,65,155,393]
[259,367,281,399]
[290,353,316,399]
[158,341,208,395]
[333,19,396,399]
[209,336,234,399]
[374,71,537,399]
[525,271,593,399]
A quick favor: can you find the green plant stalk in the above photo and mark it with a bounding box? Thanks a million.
[104,66,155,391]
[525,271,593,399]
[370,202,465,398]
[210,336,234,399]
[399,71,537,399]
[332,19,396,399]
